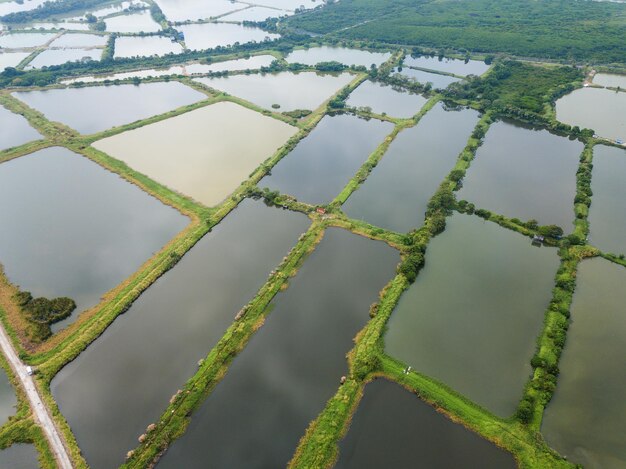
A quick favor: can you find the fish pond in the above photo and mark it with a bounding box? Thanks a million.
[588,145,626,255]
[52,199,309,469]
[593,72,626,88]
[0,32,56,49]
[335,379,516,469]
[176,22,279,51]
[103,10,161,33]
[220,5,290,21]
[403,55,490,76]
[542,258,626,469]
[346,79,428,118]
[24,48,102,69]
[0,147,188,330]
[113,35,183,58]
[0,104,42,150]
[153,0,245,21]
[14,81,205,134]
[385,213,559,417]
[394,66,461,89]
[556,87,626,140]
[157,228,399,469]
[285,46,391,67]
[262,113,393,205]
[459,120,582,231]
[195,71,354,111]
[344,103,479,232]
[0,444,40,469]
[93,101,297,206]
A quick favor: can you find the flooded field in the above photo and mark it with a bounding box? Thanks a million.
[0,32,56,48]
[542,258,626,469]
[394,67,461,89]
[0,147,188,329]
[588,145,626,254]
[103,10,161,33]
[344,103,479,232]
[94,101,297,206]
[0,444,39,469]
[593,72,626,88]
[556,87,626,140]
[195,71,354,111]
[0,104,41,150]
[176,23,279,51]
[154,0,245,21]
[158,228,399,469]
[459,120,582,231]
[403,55,490,76]
[25,47,102,69]
[346,80,428,118]
[336,379,516,469]
[262,113,393,204]
[14,81,205,134]
[52,200,309,469]
[285,46,391,67]
[386,214,559,416]
[113,35,183,58]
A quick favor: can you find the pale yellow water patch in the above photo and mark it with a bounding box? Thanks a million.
[93,102,297,206]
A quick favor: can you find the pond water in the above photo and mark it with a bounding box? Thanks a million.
[403,55,490,76]
[593,72,626,89]
[177,22,279,51]
[0,51,30,70]
[542,258,626,469]
[104,10,161,33]
[459,120,582,231]
[195,71,354,111]
[588,145,626,254]
[185,54,275,74]
[113,35,183,58]
[0,0,48,17]
[0,147,188,330]
[48,32,107,48]
[14,81,205,134]
[0,32,56,49]
[0,104,42,150]
[220,5,291,21]
[262,113,393,205]
[28,21,92,31]
[343,103,479,232]
[157,228,399,469]
[94,101,297,206]
[0,366,16,425]
[346,80,428,118]
[24,47,102,69]
[285,46,391,68]
[393,67,461,89]
[0,444,39,469]
[336,379,517,469]
[154,0,246,21]
[52,199,310,469]
[386,214,559,417]
[61,65,185,84]
[252,0,318,11]
[556,87,626,140]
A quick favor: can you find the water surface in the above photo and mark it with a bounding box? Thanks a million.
[177,22,278,51]
[459,120,581,231]
[0,104,42,150]
[0,444,39,469]
[14,81,205,134]
[52,200,309,469]
[185,54,275,74]
[158,228,399,469]
[403,55,490,76]
[220,5,290,21]
[542,258,626,469]
[336,379,516,469]
[0,32,56,48]
[285,46,390,67]
[0,367,16,425]
[394,67,461,89]
[104,10,161,33]
[195,71,354,111]
[587,145,626,254]
[386,214,559,417]
[346,80,427,118]
[556,87,626,140]
[94,101,297,206]
[154,0,245,21]
[593,73,626,88]
[262,113,393,204]
[344,103,479,232]
[113,35,183,58]
[0,147,188,329]
[25,47,102,69]
[48,32,107,47]
[0,51,30,70]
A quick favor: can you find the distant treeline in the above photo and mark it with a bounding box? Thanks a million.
[286,0,626,65]
[1,0,110,23]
